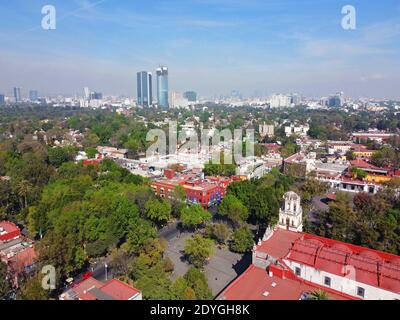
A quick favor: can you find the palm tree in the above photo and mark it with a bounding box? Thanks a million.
[15,179,33,209]
[308,289,329,300]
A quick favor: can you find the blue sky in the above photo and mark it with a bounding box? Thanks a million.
[0,0,399,99]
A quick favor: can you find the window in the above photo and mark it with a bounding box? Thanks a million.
[357,287,365,298]
[295,267,301,276]
[324,276,331,287]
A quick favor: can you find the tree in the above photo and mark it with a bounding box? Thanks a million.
[48,147,73,167]
[145,199,171,224]
[0,261,11,299]
[184,267,213,300]
[124,219,157,254]
[85,147,98,159]
[349,166,367,180]
[130,239,173,300]
[171,185,186,218]
[180,205,212,229]
[308,289,329,300]
[345,150,355,161]
[298,178,330,206]
[205,223,230,244]
[17,276,49,300]
[171,277,196,300]
[230,226,254,253]
[184,235,215,268]
[218,195,248,226]
[108,248,133,277]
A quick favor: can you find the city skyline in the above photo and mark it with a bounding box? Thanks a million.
[0,0,399,99]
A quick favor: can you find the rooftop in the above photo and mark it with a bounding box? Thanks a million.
[61,277,141,301]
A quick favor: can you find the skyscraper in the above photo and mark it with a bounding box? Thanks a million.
[83,87,90,100]
[156,66,169,108]
[137,71,153,107]
[184,91,197,102]
[29,90,39,102]
[0,94,5,106]
[13,87,21,103]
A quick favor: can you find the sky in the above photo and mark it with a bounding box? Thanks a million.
[0,0,399,99]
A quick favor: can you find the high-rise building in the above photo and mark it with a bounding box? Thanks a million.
[0,94,5,106]
[137,71,153,107]
[328,92,344,108]
[270,94,292,108]
[29,90,39,102]
[83,87,90,100]
[90,92,103,100]
[156,66,169,108]
[13,87,21,103]
[183,91,197,102]
[169,92,189,109]
[259,122,275,138]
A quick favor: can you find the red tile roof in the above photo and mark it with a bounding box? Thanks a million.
[7,246,37,273]
[0,221,21,242]
[285,233,400,293]
[67,277,140,300]
[221,264,350,300]
[350,159,384,171]
[256,228,303,259]
[100,279,141,300]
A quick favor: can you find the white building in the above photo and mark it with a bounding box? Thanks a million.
[259,122,274,138]
[277,192,303,232]
[270,94,292,108]
[284,124,310,137]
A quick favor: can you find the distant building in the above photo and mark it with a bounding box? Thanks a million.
[137,71,153,107]
[60,277,142,300]
[290,94,301,106]
[90,92,103,100]
[83,87,90,100]
[97,146,128,159]
[169,91,189,109]
[283,152,316,178]
[184,91,197,102]
[29,90,39,102]
[151,171,234,208]
[270,94,292,108]
[0,221,37,286]
[328,92,344,108]
[13,87,21,103]
[156,66,169,108]
[259,122,274,138]
[0,94,5,105]
[284,124,309,137]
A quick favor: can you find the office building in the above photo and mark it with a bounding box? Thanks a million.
[90,92,103,100]
[184,91,197,102]
[13,87,21,103]
[328,92,344,108]
[270,94,292,108]
[137,71,153,107]
[29,90,39,102]
[259,122,275,138]
[156,66,169,108]
[169,91,189,109]
[0,94,5,105]
[83,87,90,100]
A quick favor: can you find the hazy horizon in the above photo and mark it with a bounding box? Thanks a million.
[1,0,400,99]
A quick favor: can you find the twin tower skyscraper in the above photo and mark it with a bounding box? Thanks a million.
[137,66,168,108]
